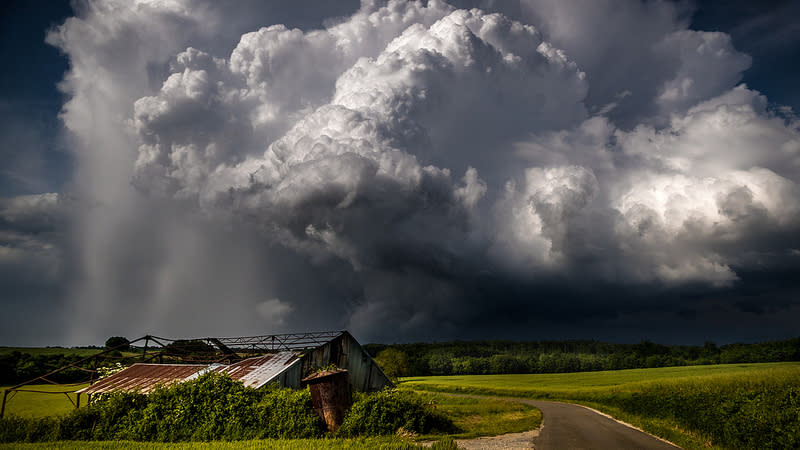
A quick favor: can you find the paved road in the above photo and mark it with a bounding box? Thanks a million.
[524,400,681,450]
[438,393,681,449]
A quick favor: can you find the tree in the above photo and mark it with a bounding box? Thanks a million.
[105,336,130,351]
[375,348,410,379]
[164,339,215,357]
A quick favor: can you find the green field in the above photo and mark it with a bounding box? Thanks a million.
[403,361,799,394]
[1,384,89,419]
[402,362,800,449]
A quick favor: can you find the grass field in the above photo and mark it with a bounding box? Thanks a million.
[402,362,800,450]
[0,436,452,449]
[402,361,799,395]
[1,384,89,419]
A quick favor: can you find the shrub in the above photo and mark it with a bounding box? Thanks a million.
[1,372,324,443]
[338,389,456,437]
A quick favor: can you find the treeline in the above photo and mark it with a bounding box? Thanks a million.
[365,337,800,377]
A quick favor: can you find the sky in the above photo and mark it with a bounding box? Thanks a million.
[1,0,799,347]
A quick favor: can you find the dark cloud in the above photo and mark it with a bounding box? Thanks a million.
[1,0,799,345]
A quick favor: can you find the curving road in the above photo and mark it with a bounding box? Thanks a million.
[445,394,681,450]
[525,400,681,450]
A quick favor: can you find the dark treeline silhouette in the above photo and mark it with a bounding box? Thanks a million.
[364,337,800,377]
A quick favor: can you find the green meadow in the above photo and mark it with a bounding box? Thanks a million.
[1,384,89,419]
[402,362,800,450]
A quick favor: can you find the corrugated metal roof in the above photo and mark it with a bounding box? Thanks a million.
[76,352,301,394]
[76,364,206,394]
[216,351,300,389]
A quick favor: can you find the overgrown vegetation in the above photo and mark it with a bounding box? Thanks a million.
[366,337,800,376]
[1,373,458,444]
[404,362,800,450]
[337,389,455,437]
[1,373,321,443]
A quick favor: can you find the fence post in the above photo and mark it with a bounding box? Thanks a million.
[1,389,8,418]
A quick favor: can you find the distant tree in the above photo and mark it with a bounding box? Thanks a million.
[375,348,410,379]
[427,352,454,376]
[164,339,216,357]
[105,336,130,351]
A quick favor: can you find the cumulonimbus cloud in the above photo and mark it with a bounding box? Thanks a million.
[14,0,799,344]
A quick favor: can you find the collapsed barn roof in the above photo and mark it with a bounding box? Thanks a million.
[75,330,391,395]
[77,351,301,394]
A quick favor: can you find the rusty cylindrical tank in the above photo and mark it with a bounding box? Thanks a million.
[302,369,352,432]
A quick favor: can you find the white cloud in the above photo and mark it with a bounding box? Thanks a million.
[256,298,293,325]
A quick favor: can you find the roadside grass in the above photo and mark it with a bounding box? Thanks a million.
[0,436,452,449]
[406,391,541,440]
[402,362,800,450]
[1,384,89,419]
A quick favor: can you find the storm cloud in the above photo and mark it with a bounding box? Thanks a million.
[3,0,799,345]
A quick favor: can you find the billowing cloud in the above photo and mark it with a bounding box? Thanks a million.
[3,0,799,345]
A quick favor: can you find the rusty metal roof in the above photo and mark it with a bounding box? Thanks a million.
[76,363,206,394]
[76,352,301,394]
[215,351,300,388]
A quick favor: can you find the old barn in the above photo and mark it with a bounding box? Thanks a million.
[75,330,392,397]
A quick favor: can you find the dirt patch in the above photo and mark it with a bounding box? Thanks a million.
[454,427,540,449]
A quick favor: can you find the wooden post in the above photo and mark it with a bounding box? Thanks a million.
[141,336,149,361]
[1,389,8,418]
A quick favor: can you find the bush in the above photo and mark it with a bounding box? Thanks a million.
[0,372,324,443]
[338,389,456,437]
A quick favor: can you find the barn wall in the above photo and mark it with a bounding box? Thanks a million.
[295,332,392,392]
[274,359,303,389]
